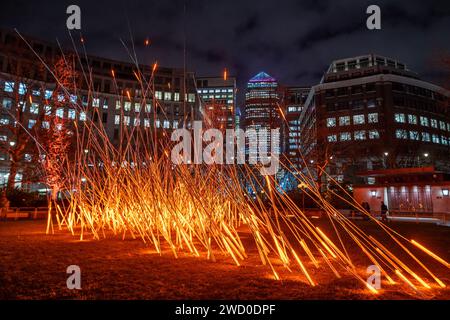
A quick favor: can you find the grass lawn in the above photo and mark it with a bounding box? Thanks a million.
[0,219,449,300]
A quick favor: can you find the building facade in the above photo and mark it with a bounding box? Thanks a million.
[353,167,450,216]
[299,54,450,188]
[282,86,310,171]
[196,76,237,130]
[244,71,282,161]
[0,28,199,191]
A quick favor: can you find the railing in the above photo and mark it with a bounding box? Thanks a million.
[339,209,450,226]
[0,207,50,221]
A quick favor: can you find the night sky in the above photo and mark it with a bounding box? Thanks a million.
[1,0,450,103]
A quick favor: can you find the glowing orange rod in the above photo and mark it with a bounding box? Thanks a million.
[111,69,115,78]
[291,248,315,286]
[278,106,287,122]
[316,227,349,264]
[126,90,132,102]
[346,267,379,294]
[223,69,228,81]
[318,248,341,278]
[395,269,417,292]
[145,38,150,46]
[411,240,450,269]
[152,62,158,73]
[300,240,319,268]
[370,236,437,288]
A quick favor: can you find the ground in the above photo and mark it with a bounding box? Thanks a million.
[0,219,449,300]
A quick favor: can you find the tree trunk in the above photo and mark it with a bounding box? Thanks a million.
[7,159,18,191]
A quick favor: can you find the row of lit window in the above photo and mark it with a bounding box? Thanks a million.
[395,129,449,145]
[327,130,380,142]
[327,113,379,127]
[394,113,450,131]
[114,115,179,129]
[287,106,303,113]
[2,81,195,103]
[197,88,233,94]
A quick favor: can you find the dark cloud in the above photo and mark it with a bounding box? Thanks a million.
[1,0,450,105]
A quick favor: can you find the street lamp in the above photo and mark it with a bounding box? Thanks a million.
[443,189,449,197]
[424,153,429,158]
[370,190,377,197]
[383,152,389,157]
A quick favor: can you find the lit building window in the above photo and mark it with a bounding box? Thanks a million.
[432,134,440,144]
[409,131,419,140]
[42,121,50,129]
[173,120,179,128]
[116,100,121,110]
[124,102,131,112]
[2,98,13,109]
[124,116,130,126]
[144,119,150,127]
[70,95,77,103]
[45,90,53,99]
[68,109,76,120]
[32,90,41,96]
[164,92,172,101]
[18,83,27,95]
[174,92,180,102]
[79,112,87,121]
[24,154,32,162]
[30,103,39,114]
[145,104,152,113]
[440,121,446,131]
[422,132,430,142]
[420,116,429,127]
[93,98,100,107]
[326,118,336,127]
[353,114,365,125]
[408,114,417,125]
[135,103,141,113]
[56,108,64,118]
[4,81,15,92]
[28,119,36,129]
[0,135,7,141]
[354,130,366,140]
[103,99,108,109]
[339,116,350,126]
[441,136,448,145]
[327,134,337,142]
[163,120,170,129]
[340,132,351,141]
[155,120,161,128]
[44,105,51,115]
[368,113,378,123]
[134,118,140,126]
[155,91,162,100]
[188,94,195,103]
[369,130,380,139]
[430,119,438,129]
[115,115,120,125]
[0,117,10,125]
[394,113,406,123]
[395,129,408,139]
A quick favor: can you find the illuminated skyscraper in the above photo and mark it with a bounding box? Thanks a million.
[244,72,281,161]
